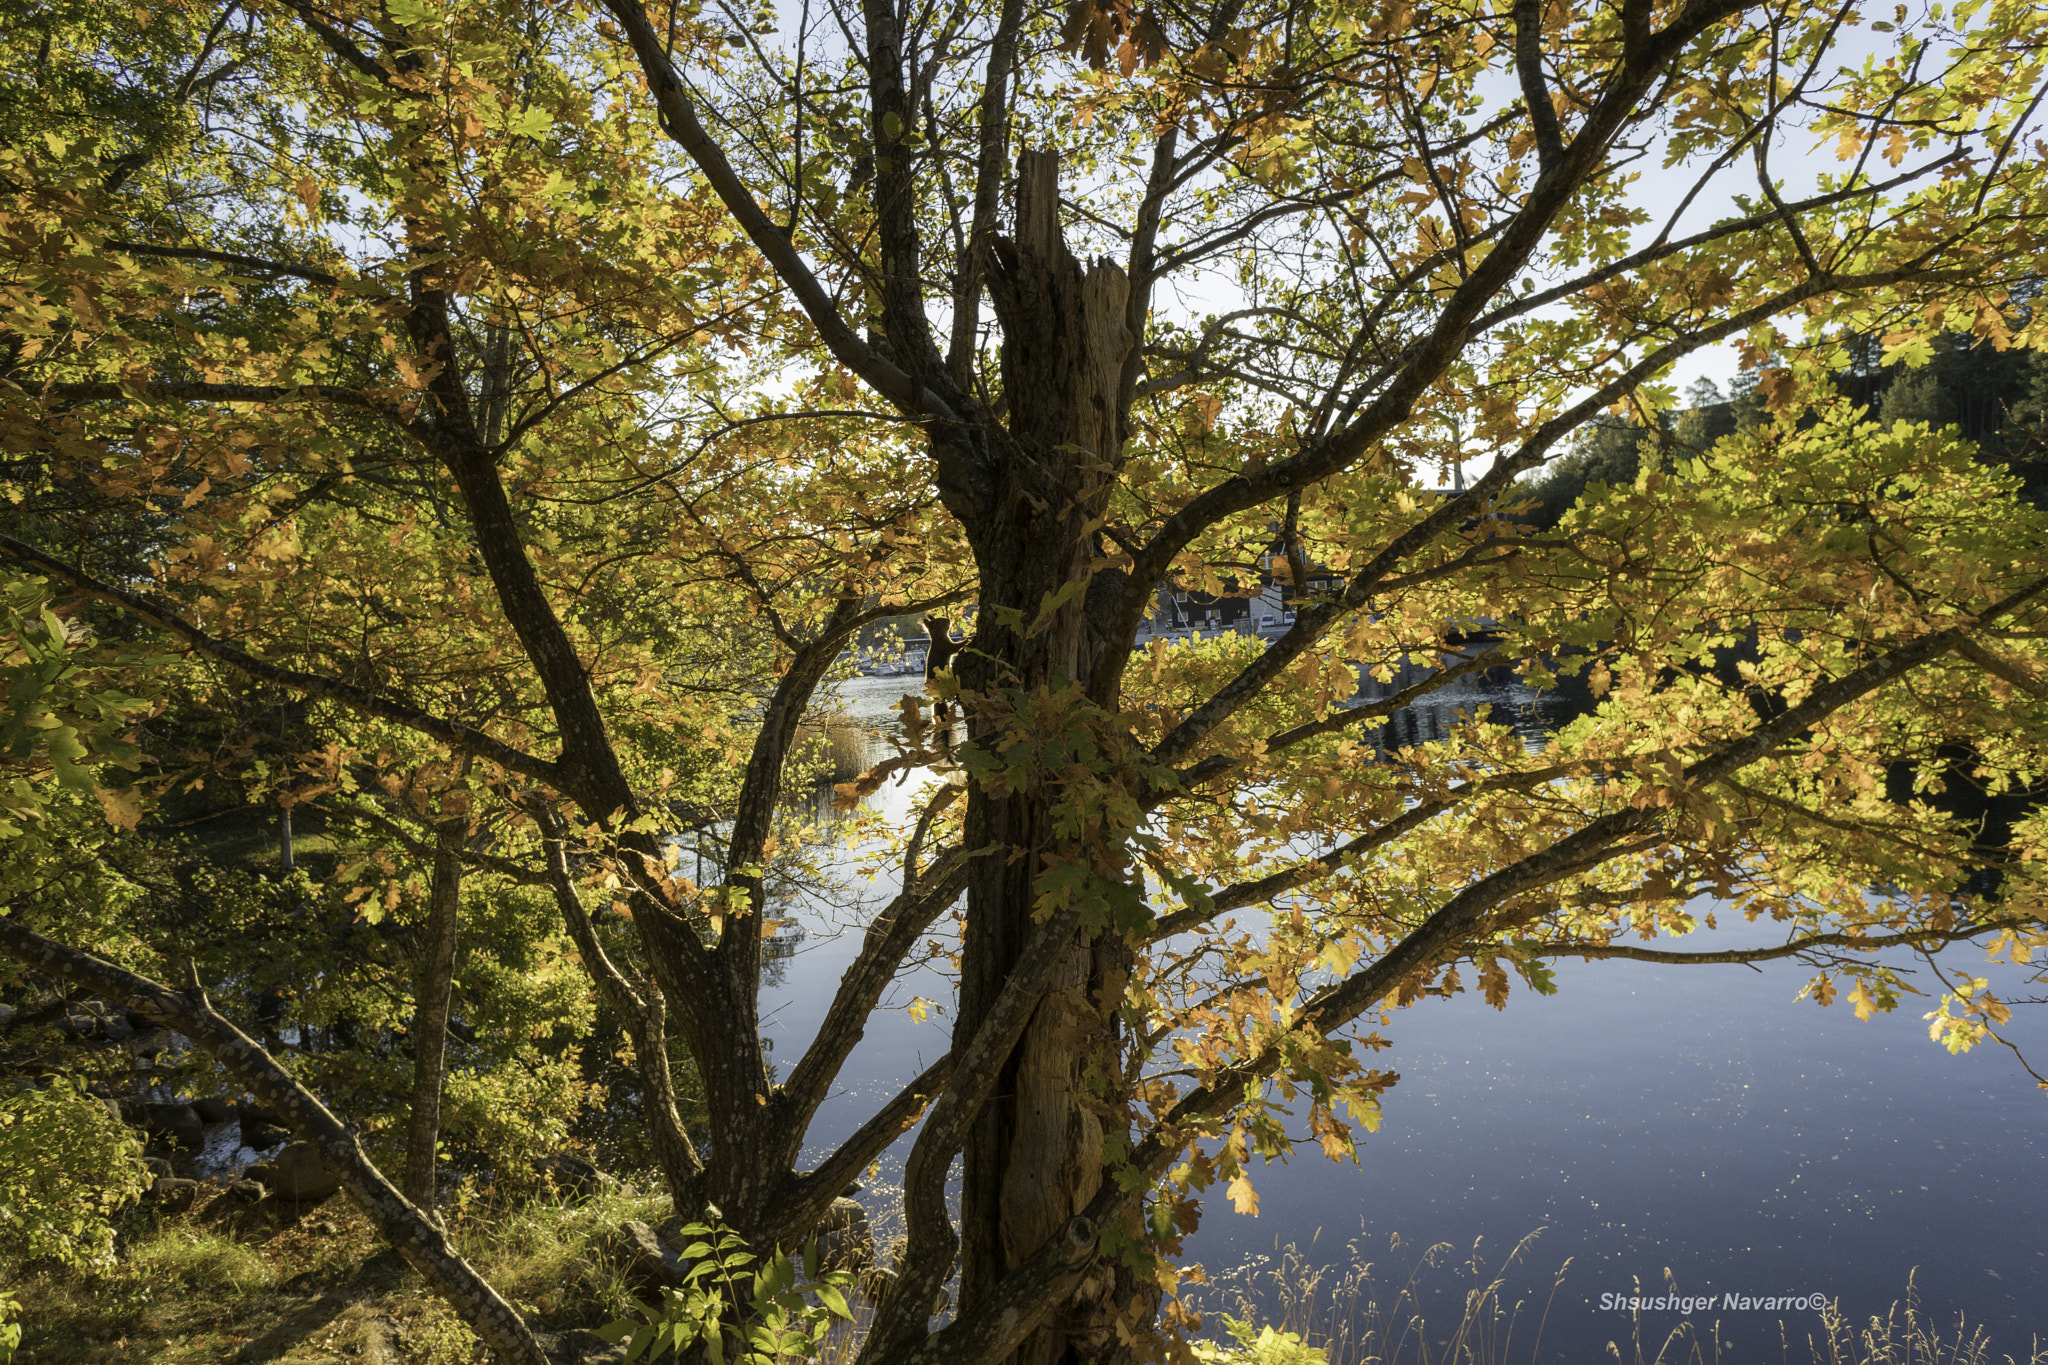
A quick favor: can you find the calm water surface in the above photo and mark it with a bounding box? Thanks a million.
[759,670,2048,1360]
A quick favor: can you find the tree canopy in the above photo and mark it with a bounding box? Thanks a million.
[4,0,2048,1363]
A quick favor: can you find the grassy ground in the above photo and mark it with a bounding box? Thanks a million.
[16,1202,2042,1365]
[8,1181,668,1364]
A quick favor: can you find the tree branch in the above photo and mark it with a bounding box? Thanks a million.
[1096,0,1756,707]
[1148,571,2048,1141]
[1140,257,1975,762]
[859,907,1082,1361]
[780,847,970,1133]
[1535,920,2039,967]
[0,532,564,787]
[600,0,947,420]
[37,380,381,409]
[1513,0,1566,172]
[535,807,707,1208]
[799,1052,954,1209]
[103,242,346,287]
[1953,636,2048,700]
[944,0,1025,385]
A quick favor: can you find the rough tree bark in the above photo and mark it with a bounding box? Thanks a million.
[404,825,463,1211]
[950,150,1151,1365]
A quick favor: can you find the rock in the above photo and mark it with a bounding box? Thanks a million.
[0,1002,14,1031]
[228,1179,268,1202]
[238,1102,288,1127]
[190,1096,231,1124]
[148,1177,202,1214]
[360,1314,406,1365]
[242,1118,291,1149]
[50,1001,132,1040]
[102,1097,126,1126]
[612,1219,687,1292]
[817,1196,874,1273]
[136,1101,205,1150]
[534,1153,607,1200]
[537,1327,630,1365]
[245,1141,341,1201]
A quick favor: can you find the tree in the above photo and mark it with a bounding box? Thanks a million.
[5,4,2048,1365]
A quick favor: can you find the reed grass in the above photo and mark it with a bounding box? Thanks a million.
[1180,1228,1564,1364]
[793,713,876,784]
[1176,1233,2045,1365]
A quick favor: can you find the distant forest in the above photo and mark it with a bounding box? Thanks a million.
[1515,335,2048,527]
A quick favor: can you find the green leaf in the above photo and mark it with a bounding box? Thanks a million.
[510,107,554,138]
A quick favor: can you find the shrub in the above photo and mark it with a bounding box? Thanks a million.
[0,1077,148,1269]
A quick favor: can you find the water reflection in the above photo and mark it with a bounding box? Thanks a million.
[782,668,2048,1360]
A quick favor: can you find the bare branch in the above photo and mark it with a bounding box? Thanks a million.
[801,1052,954,1204]
[534,806,707,1204]
[781,846,969,1131]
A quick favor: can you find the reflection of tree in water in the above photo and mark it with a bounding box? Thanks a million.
[758,924,807,991]
[1353,647,1559,753]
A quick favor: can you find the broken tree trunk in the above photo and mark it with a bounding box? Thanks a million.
[951,149,1152,1365]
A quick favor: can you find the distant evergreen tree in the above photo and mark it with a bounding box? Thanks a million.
[1513,415,1649,526]
[1729,364,1770,430]
[1877,366,1957,427]
[1996,348,2048,505]
[1514,323,2048,530]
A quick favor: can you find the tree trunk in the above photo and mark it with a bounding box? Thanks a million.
[953,150,1152,1365]
[405,827,463,1211]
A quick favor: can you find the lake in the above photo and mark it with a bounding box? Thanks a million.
[759,670,2048,1361]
